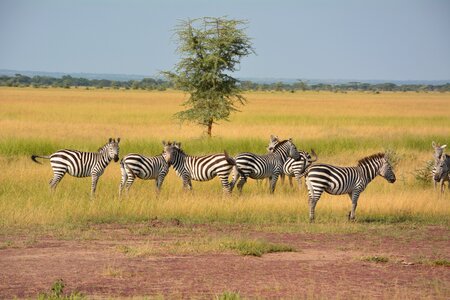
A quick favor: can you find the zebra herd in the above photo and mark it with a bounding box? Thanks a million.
[31,137,448,221]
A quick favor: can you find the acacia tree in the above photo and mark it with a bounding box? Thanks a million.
[163,17,254,137]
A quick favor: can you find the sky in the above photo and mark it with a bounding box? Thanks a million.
[0,0,449,81]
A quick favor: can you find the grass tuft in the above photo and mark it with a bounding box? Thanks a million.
[221,238,295,257]
[216,291,242,300]
[361,255,389,263]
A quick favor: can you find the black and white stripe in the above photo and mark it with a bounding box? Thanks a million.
[305,153,396,221]
[230,139,301,193]
[163,141,236,193]
[31,138,120,196]
[432,141,448,189]
[267,135,317,188]
[119,145,170,196]
[434,152,450,193]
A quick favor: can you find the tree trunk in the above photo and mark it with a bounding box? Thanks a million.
[207,120,213,137]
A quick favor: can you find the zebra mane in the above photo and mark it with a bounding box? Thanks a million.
[357,153,385,166]
[97,143,109,152]
[272,139,289,151]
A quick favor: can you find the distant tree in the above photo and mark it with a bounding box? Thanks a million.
[163,17,254,137]
[293,80,309,91]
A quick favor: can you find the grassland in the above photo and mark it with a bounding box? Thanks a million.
[0,87,449,229]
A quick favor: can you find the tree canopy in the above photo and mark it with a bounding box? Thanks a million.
[163,17,254,137]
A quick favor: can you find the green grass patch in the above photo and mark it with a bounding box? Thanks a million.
[37,279,85,300]
[221,238,295,257]
[216,291,242,300]
[114,235,295,257]
[430,259,450,267]
[361,255,389,263]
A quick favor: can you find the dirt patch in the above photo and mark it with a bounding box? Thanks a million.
[0,224,449,299]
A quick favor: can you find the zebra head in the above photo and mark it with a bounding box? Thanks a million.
[434,154,449,182]
[267,135,280,152]
[162,140,173,164]
[378,154,396,183]
[432,141,447,162]
[268,136,303,161]
[162,141,182,165]
[287,138,301,160]
[105,137,120,162]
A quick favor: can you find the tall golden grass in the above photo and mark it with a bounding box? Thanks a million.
[0,87,449,227]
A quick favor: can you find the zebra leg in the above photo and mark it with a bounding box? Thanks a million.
[348,192,360,220]
[219,175,232,194]
[155,173,166,194]
[295,175,302,189]
[119,163,128,197]
[288,175,294,188]
[49,172,65,191]
[280,173,285,185]
[306,177,322,222]
[182,176,192,191]
[236,176,247,193]
[91,174,100,197]
[229,166,240,191]
[269,173,280,194]
[124,174,135,195]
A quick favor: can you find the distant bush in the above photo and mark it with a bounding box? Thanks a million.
[415,160,434,186]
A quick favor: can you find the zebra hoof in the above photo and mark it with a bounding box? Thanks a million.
[348,212,356,222]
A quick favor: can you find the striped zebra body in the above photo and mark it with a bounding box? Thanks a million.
[432,141,448,189]
[31,138,120,196]
[163,142,236,193]
[434,153,450,193]
[119,152,170,196]
[231,139,301,193]
[267,135,317,188]
[280,154,314,187]
[305,153,396,221]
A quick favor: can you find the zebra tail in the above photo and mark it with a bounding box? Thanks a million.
[224,150,246,178]
[31,155,51,164]
[223,150,236,165]
[310,149,318,162]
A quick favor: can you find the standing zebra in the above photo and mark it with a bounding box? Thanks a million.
[163,141,237,193]
[230,138,301,194]
[434,151,450,194]
[31,138,120,196]
[267,135,318,188]
[305,153,396,221]
[432,141,447,189]
[119,141,171,197]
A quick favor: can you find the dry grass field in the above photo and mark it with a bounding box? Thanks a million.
[0,87,449,299]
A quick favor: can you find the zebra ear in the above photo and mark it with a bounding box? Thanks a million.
[109,138,113,143]
[117,137,121,143]
[162,140,166,146]
[432,141,437,148]
[442,145,447,149]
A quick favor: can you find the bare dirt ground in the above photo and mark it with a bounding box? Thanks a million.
[0,222,449,299]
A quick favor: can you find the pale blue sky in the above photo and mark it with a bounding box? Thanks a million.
[1,0,449,80]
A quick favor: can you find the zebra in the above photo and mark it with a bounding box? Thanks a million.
[267,135,318,188]
[162,141,237,193]
[119,141,171,197]
[305,152,396,222]
[434,151,450,194]
[31,138,120,196]
[432,141,447,189]
[230,138,301,194]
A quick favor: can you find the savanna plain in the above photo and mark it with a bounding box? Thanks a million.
[0,87,449,299]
